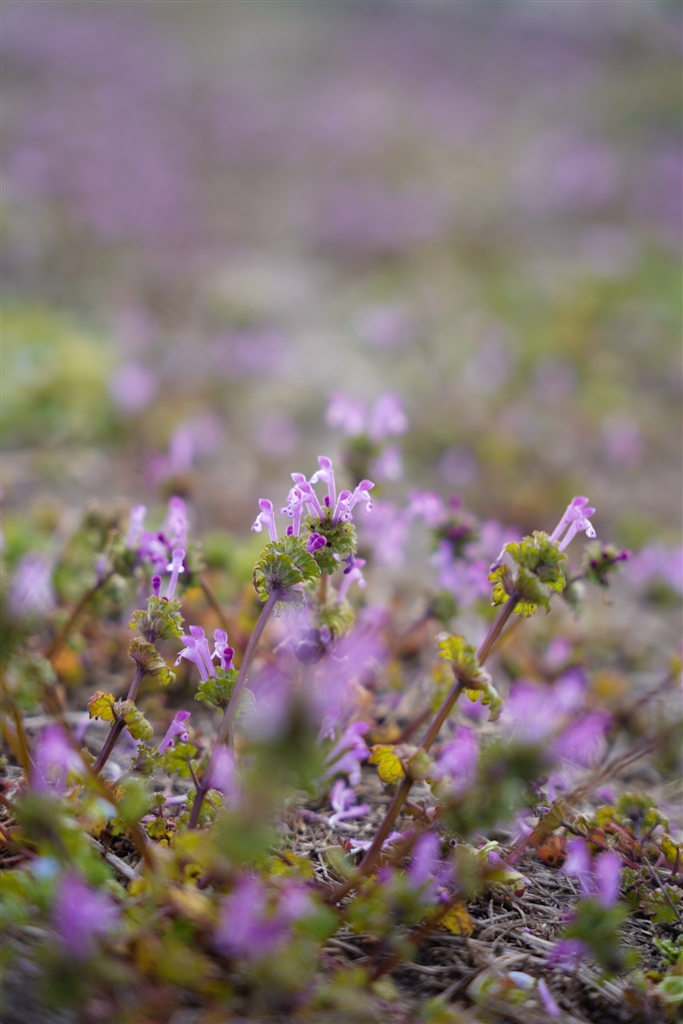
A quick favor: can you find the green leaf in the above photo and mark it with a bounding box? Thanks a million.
[252,535,321,611]
[87,691,116,722]
[117,701,154,741]
[129,597,184,641]
[128,637,175,684]
[163,741,198,779]
[195,667,238,711]
[489,532,567,617]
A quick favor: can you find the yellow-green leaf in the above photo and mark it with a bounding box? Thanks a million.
[368,745,406,785]
[87,691,115,722]
[441,900,473,936]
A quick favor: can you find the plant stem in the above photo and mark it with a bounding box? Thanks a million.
[45,570,115,661]
[328,593,518,902]
[199,576,229,633]
[188,589,280,829]
[92,666,145,775]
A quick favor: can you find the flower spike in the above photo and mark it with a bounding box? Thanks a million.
[550,496,597,551]
[252,499,278,543]
[165,548,185,599]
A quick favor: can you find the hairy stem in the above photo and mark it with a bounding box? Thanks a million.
[328,593,518,902]
[188,589,280,829]
[45,570,115,661]
[92,666,145,775]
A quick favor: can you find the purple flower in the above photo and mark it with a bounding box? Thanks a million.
[212,628,234,671]
[327,779,370,829]
[561,838,622,905]
[325,393,366,436]
[126,504,147,549]
[348,830,405,852]
[370,443,403,482]
[358,500,411,568]
[435,726,479,794]
[157,710,191,754]
[251,498,278,543]
[336,558,366,602]
[549,496,596,551]
[309,455,337,507]
[164,496,189,550]
[33,724,82,793]
[306,532,327,554]
[323,721,370,786]
[552,710,611,767]
[204,745,239,804]
[368,394,408,441]
[109,361,157,413]
[175,626,214,681]
[408,832,440,889]
[408,491,448,527]
[52,872,119,959]
[537,979,560,1018]
[164,548,185,599]
[547,937,589,971]
[8,553,56,620]
[214,875,311,960]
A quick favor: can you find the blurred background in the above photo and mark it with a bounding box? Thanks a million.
[2,0,681,580]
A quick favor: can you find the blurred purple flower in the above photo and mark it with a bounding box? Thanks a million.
[8,553,56,620]
[164,548,185,600]
[435,725,479,794]
[561,838,622,906]
[537,979,560,1018]
[157,710,191,754]
[370,443,403,482]
[323,721,370,787]
[327,779,370,829]
[408,832,440,889]
[368,394,408,442]
[552,710,611,767]
[601,415,644,468]
[353,305,414,349]
[53,872,119,959]
[204,745,240,805]
[213,629,234,671]
[547,937,589,971]
[625,544,683,595]
[175,626,214,681]
[34,724,82,793]
[326,393,366,436]
[109,361,157,413]
[357,500,411,568]
[438,447,477,488]
[214,875,311,960]
[408,491,447,528]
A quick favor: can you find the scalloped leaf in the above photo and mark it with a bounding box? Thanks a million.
[87,691,116,722]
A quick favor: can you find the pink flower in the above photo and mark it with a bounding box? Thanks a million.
[561,838,622,905]
[327,779,369,829]
[34,724,82,793]
[53,873,119,959]
[323,721,370,787]
[549,496,596,551]
[158,710,191,754]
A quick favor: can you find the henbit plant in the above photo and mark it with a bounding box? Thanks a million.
[1,432,680,1023]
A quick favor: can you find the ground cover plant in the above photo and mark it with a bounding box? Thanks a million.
[1,3,681,1022]
[1,413,681,1023]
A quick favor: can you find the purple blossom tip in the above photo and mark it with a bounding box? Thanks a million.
[158,710,192,754]
[151,575,162,597]
[550,496,597,551]
[252,498,278,542]
[306,533,327,554]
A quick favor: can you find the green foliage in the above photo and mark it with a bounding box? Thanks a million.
[117,701,154,741]
[129,596,185,641]
[163,741,199,779]
[253,536,321,612]
[3,651,57,710]
[304,511,357,573]
[436,634,502,719]
[319,599,356,639]
[110,777,153,835]
[128,636,175,684]
[489,532,566,616]
[563,898,631,972]
[195,667,239,711]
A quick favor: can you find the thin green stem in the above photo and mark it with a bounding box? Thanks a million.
[188,589,280,829]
